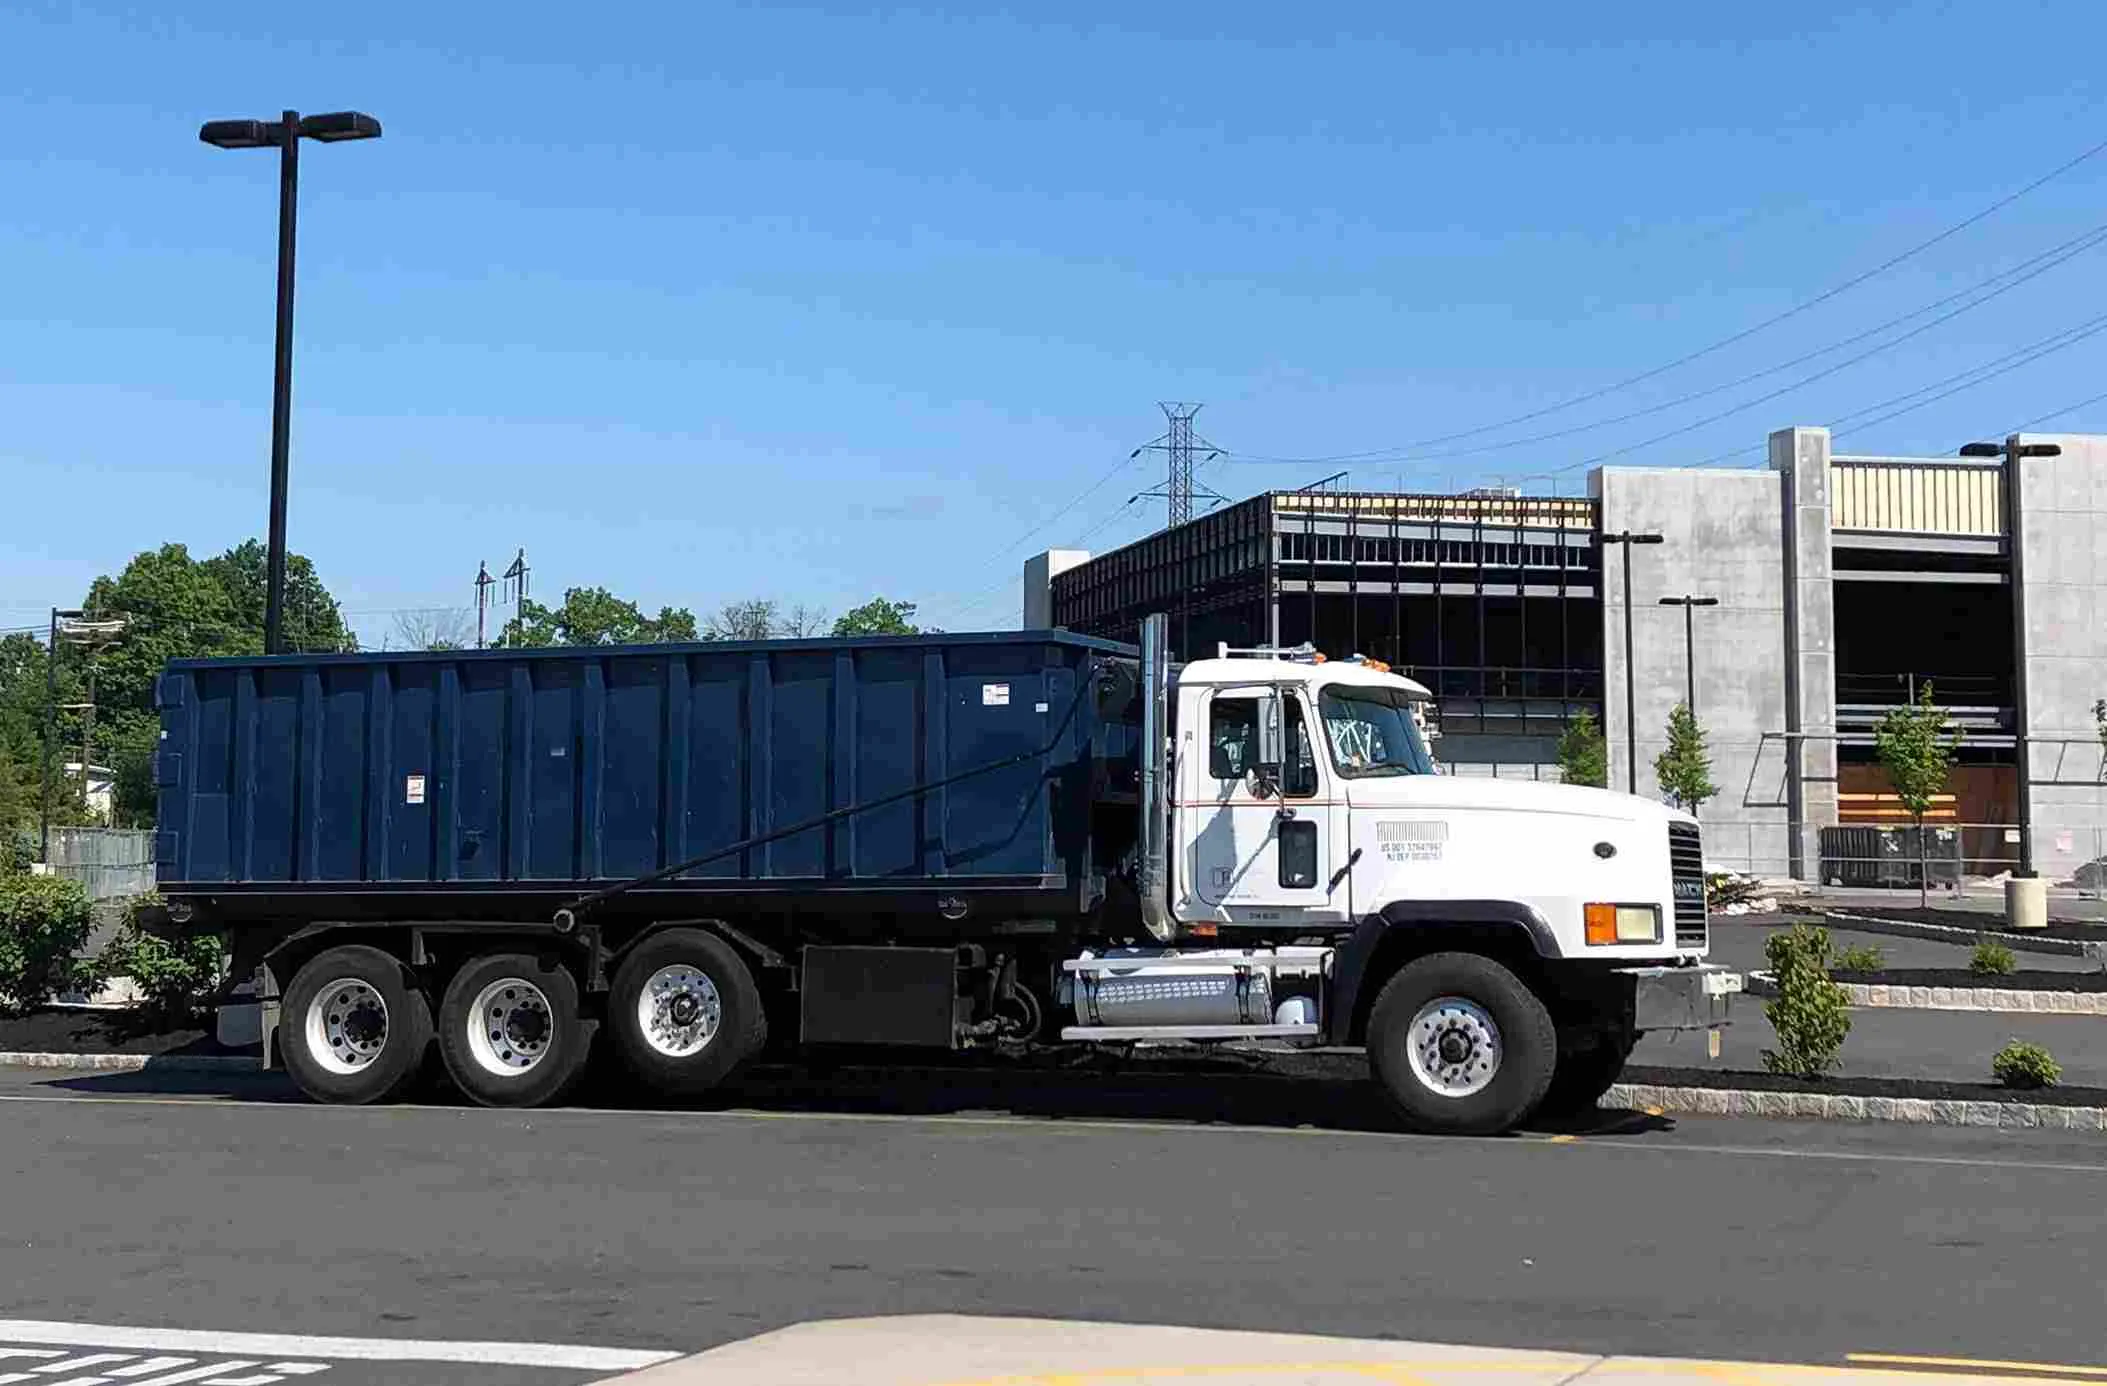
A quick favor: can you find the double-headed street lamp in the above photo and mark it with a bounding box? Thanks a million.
[1657,595,1720,715]
[200,109,382,655]
[1960,436,2063,877]
[1602,530,1663,794]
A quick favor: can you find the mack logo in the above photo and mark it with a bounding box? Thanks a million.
[1673,880,1704,900]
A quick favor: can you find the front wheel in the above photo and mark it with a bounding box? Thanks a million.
[1537,1025,1638,1116]
[437,953,594,1108]
[281,945,433,1106]
[1366,952,1556,1135]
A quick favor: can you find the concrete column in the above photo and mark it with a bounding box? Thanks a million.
[1773,426,1836,881]
[2013,435,2107,882]
[1023,549,1090,629]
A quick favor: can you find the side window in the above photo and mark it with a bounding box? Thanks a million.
[1283,697,1319,798]
[1208,697,1258,781]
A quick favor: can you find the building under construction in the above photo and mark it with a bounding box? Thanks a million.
[1028,426,2107,885]
[1040,487,1604,776]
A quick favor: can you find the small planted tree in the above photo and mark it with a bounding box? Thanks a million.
[1556,709,1608,789]
[1654,703,1718,814]
[1761,924,1852,1079]
[1874,683,1957,908]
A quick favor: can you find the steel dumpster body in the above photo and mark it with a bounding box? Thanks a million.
[155,631,1140,924]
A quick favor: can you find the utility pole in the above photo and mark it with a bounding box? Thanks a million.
[1602,531,1663,794]
[500,549,531,648]
[1657,595,1719,714]
[1133,402,1227,530]
[474,560,496,650]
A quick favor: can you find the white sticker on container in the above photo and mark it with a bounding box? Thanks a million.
[1035,701,1049,713]
[405,774,426,805]
[983,683,1011,706]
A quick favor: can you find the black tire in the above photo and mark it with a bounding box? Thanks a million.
[437,952,594,1109]
[280,945,433,1106]
[1537,1026,1638,1116]
[607,928,768,1097]
[1366,951,1557,1135]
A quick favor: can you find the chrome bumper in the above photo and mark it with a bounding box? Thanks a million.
[1620,963,1741,1032]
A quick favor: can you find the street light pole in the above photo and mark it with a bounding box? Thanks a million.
[1603,530,1663,794]
[265,109,300,658]
[1961,435,2063,877]
[201,108,382,655]
[1657,595,1720,714]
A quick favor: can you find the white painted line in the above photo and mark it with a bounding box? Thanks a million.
[106,1363,192,1379]
[35,1377,114,1386]
[118,1365,255,1386]
[0,1324,679,1373]
[260,1371,326,1378]
[34,1356,135,1374]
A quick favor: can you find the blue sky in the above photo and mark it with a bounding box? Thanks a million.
[5,0,2107,643]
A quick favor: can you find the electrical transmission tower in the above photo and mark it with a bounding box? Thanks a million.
[1133,402,1227,529]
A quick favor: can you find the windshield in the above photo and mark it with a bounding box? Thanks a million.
[1319,686,1436,778]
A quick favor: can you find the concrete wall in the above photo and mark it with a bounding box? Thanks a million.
[1593,464,1794,875]
[2015,434,2107,881]
[1023,549,1091,629]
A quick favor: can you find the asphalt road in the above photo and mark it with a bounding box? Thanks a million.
[3,1063,2106,1373]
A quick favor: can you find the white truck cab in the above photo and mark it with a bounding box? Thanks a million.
[1060,616,1738,1136]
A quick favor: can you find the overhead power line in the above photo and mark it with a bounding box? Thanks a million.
[1223,131,2107,467]
[1691,310,2107,467]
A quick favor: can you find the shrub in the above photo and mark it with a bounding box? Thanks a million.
[1992,1039,2061,1090]
[1761,924,1852,1079]
[1970,938,2018,977]
[1833,943,1886,973]
[98,892,222,1025]
[0,874,98,1014]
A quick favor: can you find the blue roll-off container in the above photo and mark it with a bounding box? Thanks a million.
[155,631,1140,923]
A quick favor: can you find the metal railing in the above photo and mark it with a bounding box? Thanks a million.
[1695,820,2107,903]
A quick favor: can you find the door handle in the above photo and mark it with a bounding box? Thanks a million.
[1328,847,1363,893]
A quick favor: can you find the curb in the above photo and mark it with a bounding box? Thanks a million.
[1743,970,2107,1014]
[1603,1081,2105,1130]
[0,1051,261,1074]
[1824,911,2107,965]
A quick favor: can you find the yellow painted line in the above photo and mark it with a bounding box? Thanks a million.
[1848,1355,2107,1378]
[1548,1134,1578,1144]
[936,1365,1569,1385]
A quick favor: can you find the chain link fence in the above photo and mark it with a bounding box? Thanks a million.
[43,827,156,902]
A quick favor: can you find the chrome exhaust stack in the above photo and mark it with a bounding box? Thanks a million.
[1137,612,1175,943]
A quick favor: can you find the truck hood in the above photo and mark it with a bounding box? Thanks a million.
[1348,774,1690,827]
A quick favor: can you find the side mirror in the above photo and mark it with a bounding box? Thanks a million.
[1255,692,1286,781]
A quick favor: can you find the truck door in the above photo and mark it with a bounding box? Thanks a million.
[1187,686,1343,921]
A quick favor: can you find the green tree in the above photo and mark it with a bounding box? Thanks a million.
[831,598,922,637]
[502,587,698,647]
[200,540,356,655]
[1875,682,1958,908]
[1555,709,1607,789]
[1653,703,1718,814]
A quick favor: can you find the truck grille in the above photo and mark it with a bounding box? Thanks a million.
[1667,822,1707,948]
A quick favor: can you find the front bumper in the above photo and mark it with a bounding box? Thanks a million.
[1619,963,1741,1032]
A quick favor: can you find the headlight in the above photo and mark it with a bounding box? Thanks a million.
[1584,902,1661,945]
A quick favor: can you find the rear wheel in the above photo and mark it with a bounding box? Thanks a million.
[281,945,433,1106]
[1366,951,1556,1135]
[437,952,593,1108]
[608,928,767,1097]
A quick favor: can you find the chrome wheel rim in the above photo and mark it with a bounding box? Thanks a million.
[305,978,389,1076]
[637,964,722,1058]
[1406,995,1502,1098]
[465,977,555,1077]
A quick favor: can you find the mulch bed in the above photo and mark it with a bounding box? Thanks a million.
[1624,1063,2107,1107]
[0,1007,255,1057]
[1831,906,2107,943]
[1828,968,2107,991]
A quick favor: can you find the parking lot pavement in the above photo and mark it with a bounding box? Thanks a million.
[6,1064,2107,1370]
[1634,992,2107,1084]
[1707,918,2102,975]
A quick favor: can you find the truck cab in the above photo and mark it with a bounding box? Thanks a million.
[1171,646,1709,964]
